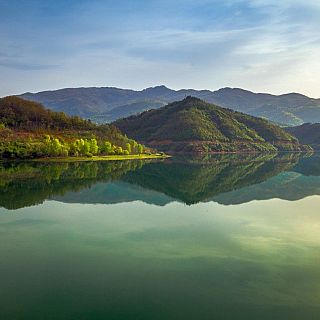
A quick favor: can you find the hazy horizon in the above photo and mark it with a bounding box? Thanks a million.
[1,0,319,98]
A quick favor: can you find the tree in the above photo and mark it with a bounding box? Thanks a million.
[101,141,112,154]
[42,135,52,155]
[137,144,144,154]
[78,139,90,155]
[125,143,131,154]
[132,141,138,153]
[51,138,62,156]
[69,140,80,156]
[90,138,99,155]
[60,145,69,157]
[115,146,123,155]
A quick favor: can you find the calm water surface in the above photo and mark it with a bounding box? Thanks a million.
[1,153,320,319]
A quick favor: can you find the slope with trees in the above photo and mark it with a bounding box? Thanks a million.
[114,97,311,154]
[0,96,149,159]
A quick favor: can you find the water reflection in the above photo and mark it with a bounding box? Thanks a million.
[1,154,320,319]
[1,153,320,209]
[0,160,145,209]
[1,198,320,319]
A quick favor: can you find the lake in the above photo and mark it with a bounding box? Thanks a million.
[1,153,320,319]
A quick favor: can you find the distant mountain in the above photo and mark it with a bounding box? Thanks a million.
[114,96,309,153]
[18,85,320,125]
[285,123,320,149]
[90,100,164,123]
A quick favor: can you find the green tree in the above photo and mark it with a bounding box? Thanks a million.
[132,141,138,153]
[69,140,80,156]
[51,138,62,156]
[116,146,123,155]
[42,135,52,155]
[125,143,131,154]
[78,139,90,155]
[137,144,144,154]
[100,141,113,154]
[90,138,99,155]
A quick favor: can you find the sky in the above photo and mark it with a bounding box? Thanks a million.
[0,0,319,97]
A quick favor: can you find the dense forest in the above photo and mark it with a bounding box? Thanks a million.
[0,96,147,159]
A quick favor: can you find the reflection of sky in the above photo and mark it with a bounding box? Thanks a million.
[1,1,320,97]
[0,196,320,316]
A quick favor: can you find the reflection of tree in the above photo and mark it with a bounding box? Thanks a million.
[0,161,144,210]
[122,153,301,205]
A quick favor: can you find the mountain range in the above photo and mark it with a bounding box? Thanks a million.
[19,85,320,126]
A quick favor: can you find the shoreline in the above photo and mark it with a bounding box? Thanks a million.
[1,150,315,163]
[29,153,170,163]
[165,150,314,155]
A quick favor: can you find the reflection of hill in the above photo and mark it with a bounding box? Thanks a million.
[212,171,320,205]
[0,161,145,210]
[54,181,174,206]
[122,153,300,205]
[292,153,320,176]
[1,153,320,210]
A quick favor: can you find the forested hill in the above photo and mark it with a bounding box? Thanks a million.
[19,85,320,125]
[0,96,146,159]
[114,96,311,154]
[0,96,100,131]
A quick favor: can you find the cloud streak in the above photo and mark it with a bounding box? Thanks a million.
[0,60,60,71]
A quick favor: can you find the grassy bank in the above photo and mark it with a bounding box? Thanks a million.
[30,153,170,162]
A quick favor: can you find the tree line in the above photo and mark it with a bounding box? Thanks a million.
[0,135,145,159]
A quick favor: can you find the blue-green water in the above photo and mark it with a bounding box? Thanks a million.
[1,153,320,319]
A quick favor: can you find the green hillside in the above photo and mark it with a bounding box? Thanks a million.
[0,96,147,159]
[114,96,310,153]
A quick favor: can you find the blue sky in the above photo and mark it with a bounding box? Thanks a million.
[0,0,319,97]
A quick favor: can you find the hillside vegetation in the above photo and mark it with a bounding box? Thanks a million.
[114,97,310,153]
[20,85,320,125]
[0,96,147,159]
